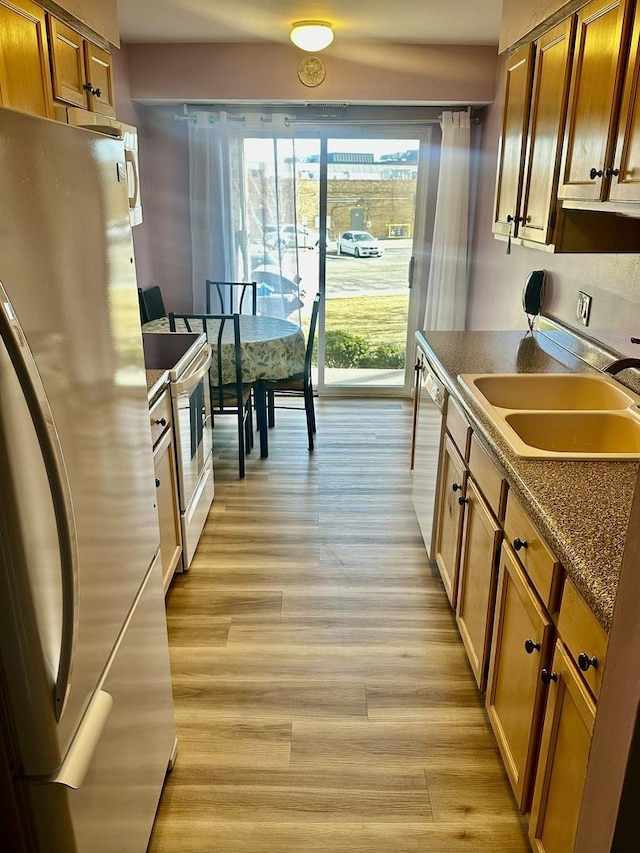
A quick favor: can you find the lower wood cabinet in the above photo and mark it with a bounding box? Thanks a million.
[433,434,467,606]
[456,478,502,691]
[486,542,554,811]
[421,380,608,844]
[153,426,182,594]
[528,639,596,852]
[150,390,182,594]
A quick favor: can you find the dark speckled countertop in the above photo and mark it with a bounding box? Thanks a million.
[416,329,639,632]
[146,369,169,405]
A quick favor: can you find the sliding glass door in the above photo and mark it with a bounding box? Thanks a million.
[228,124,433,396]
[321,137,424,393]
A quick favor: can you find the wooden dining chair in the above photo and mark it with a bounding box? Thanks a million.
[206,280,258,315]
[265,292,321,451]
[168,311,254,478]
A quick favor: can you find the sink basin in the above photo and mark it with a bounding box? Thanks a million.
[458,372,640,459]
[504,411,640,459]
[462,373,636,410]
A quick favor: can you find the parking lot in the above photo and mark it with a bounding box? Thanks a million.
[297,238,413,299]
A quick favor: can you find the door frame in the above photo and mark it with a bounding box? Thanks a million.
[307,124,438,397]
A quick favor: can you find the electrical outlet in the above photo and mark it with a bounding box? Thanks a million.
[577,291,592,326]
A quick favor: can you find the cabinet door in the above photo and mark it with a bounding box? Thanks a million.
[610,2,640,201]
[456,478,502,691]
[493,44,534,239]
[0,0,52,117]
[83,40,115,118]
[153,428,182,594]
[519,17,575,245]
[486,543,554,811]
[433,434,466,607]
[528,640,596,853]
[48,16,87,108]
[558,0,633,201]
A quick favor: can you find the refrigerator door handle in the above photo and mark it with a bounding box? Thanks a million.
[0,285,79,722]
[48,690,113,789]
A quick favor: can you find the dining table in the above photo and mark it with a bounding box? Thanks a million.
[143,314,306,458]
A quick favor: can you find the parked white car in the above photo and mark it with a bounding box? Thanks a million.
[264,224,318,249]
[337,230,384,257]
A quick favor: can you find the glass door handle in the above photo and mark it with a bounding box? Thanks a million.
[408,256,415,288]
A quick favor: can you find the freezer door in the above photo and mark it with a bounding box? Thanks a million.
[28,555,176,853]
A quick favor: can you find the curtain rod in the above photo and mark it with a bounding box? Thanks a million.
[172,105,481,126]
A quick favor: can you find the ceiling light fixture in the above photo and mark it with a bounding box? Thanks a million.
[290,21,334,52]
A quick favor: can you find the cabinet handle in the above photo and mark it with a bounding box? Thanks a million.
[524,638,541,654]
[577,652,598,672]
[513,537,528,552]
[155,478,160,488]
[506,214,523,224]
[458,495,469,506]
[541,669,558,684]
[155,417,167,426]
[82,82,102,98]
[589,167,604,179]
[452,482,462,492]
[605,167,620,179]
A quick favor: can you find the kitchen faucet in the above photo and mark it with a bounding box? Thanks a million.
[604,337,640,374]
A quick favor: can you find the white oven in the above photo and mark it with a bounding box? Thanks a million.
[143,332,214,570]
[170,342,214,568]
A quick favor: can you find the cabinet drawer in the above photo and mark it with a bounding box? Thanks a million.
[446,397,471,461]
[558,578,607,700]
[504,492,563,613]
[468,434,507,521]
[149,389,172,447]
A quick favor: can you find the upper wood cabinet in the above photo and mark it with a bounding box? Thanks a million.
[0,0,52,118]
[493,18,575,246]
[492,44,534,240]
[609,2,640,200]
[519,17,576,244]
[558,0,634,201]
[48,16,115,118]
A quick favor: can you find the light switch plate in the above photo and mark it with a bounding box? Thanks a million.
[577,291,592,326]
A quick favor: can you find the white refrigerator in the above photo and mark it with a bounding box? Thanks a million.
[0,106,176,851]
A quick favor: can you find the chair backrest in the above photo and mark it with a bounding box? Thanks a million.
[138,288,149,324]
[141,285,167,321]
[206,280,258,315]
[304,293,321,383]
[168,312,243,409]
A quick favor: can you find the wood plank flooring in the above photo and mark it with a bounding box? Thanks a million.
[148,398,529,852]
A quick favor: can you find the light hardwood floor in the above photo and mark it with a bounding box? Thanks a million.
[148,398,529,852]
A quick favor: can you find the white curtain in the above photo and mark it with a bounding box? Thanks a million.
[187,110,301,317]
[188,111,237,311]
[423,111,471,330]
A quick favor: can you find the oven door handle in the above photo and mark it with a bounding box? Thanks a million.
[173,346,212,396]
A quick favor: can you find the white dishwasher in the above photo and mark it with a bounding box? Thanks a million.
[411,348,448,560]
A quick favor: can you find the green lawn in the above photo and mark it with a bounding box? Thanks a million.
[323,294,409,347]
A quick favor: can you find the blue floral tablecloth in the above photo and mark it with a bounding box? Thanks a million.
[143,315,305,385]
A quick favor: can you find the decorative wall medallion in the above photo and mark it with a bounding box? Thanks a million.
[297,56,326,87]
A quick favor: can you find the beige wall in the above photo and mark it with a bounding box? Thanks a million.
[125,42,497,105]
[467,54,640,357]
[116,40,499,314]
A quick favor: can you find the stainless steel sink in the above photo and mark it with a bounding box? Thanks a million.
[458,373,640,460]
